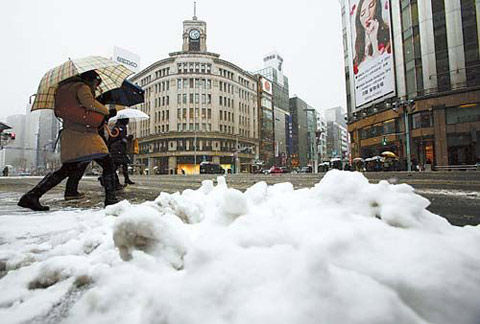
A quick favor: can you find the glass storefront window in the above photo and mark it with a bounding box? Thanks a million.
[446,104,480,124]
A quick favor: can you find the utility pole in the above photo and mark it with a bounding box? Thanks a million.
[392,99,414,172]
[404,108,412,172]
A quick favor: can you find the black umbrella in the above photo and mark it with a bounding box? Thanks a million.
[97,80,144,106]
[0,122,12,132]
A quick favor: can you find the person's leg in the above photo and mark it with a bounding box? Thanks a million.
[123,164,135,185]
[18,163,75,211]
[112,162,124,190]
[94,155,118,207]
[65,162,89,200]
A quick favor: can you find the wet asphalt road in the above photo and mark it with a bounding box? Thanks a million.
[0,171,478,226]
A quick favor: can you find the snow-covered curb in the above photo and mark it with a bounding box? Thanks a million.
[0,170,479,324]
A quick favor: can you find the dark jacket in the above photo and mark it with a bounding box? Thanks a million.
[108,121,131,165]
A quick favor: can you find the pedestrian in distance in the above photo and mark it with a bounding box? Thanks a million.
[2,166,8,177]
[18,71,119,211]
[108,118,135,187]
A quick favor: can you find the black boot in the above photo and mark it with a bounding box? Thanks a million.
[124,176,135,185]
[114,173,124,191]
[102,173,119,207]
[65,174,85,201]
[122,165,134,185]
[18,172,64,211]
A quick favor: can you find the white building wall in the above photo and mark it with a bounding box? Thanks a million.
[24,105,40,170]
[391,0,407,99]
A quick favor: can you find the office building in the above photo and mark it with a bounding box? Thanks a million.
[341,0,480,168]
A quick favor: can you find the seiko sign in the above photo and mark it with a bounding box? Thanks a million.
[113,46,140,73]
[116,56,138,69]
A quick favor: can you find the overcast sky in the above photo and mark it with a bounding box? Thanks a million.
[0,0,346,121]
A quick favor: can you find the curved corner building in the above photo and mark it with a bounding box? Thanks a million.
[129,14,259,174]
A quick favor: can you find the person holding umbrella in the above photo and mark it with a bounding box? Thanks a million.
[64,81,146,196]
[18,70,120,211]
[108,118,135,187]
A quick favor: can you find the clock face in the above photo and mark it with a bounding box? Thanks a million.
[189,29,200,40]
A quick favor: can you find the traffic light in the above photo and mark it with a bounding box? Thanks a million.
[382,136,387,146]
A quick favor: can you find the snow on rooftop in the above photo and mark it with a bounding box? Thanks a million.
[0,170,479,324]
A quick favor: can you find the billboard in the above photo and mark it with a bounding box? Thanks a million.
[349,0,395,109]
[113,46,140,73]
[260,77,273,95]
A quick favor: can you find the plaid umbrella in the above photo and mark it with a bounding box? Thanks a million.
[31,56,134,111]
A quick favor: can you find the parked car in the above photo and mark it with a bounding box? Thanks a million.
[280,167,291,173]
[269,166,283,174]
[299,166,312,173]
[200,162,226,174]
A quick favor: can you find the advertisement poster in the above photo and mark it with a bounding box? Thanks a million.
[349,0,395,109]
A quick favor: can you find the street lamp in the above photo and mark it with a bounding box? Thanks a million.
[392,99,415,171]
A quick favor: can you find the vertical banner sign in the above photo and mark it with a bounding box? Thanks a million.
[349,0,395,109]
[113,47,140,73]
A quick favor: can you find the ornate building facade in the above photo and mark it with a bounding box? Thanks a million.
[130,14,259,174]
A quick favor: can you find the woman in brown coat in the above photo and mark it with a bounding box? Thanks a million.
[18,71,119,211]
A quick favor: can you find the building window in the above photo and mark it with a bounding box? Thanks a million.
[461,0,480,87]
[432,0,451,92]
[446,104,480,124]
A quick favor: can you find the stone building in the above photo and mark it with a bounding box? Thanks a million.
[129,14,259,174]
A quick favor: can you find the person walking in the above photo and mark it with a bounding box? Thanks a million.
[108,118,135,186]
[18,71,119,211]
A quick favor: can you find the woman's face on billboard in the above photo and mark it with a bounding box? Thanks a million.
[360,0,377,29]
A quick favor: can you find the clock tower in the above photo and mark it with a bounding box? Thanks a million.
[182,4,207,52]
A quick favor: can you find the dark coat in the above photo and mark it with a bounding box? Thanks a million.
[55,79,110,163]
[108,122,131,165]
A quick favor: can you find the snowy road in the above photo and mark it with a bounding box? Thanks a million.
[0,171,478,225]
[0,171,479,324]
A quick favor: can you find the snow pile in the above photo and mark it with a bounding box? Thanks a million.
[1,170,480,324]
